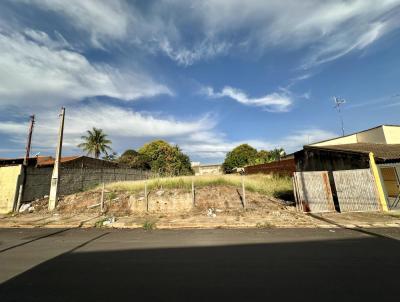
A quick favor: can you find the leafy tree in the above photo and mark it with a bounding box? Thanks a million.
[102,151,118,161]
[78,127,112,159]
[254,150,270,164]
[222,144,258,172]
[118,149,150,170]
[268,148,286,161]
[138,140,193,176]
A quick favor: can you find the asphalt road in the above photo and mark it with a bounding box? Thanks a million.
[0,227,400,301]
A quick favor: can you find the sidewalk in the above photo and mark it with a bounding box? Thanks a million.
[1,210,400,229]
[0,213,102,228]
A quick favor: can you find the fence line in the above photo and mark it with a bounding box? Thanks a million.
[333,169,380,212]
[293,171,335,213]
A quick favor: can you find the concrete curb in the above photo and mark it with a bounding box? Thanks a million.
[1,218,400,230]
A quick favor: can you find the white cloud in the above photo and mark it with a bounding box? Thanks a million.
[159,39,231,66]
[13,0,400,66]
[205,86,292,112]
[16,0,129,47]
[304,20,392,67]
[0,103,215,154]
[0,30,172,107]
[138,0,400,66]
[0,100,336,163]
[179,128,337,161]
[191,0,400,66]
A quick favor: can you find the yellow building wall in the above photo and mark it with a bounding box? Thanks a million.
[0,165,22,214]
[356,127,386,144]
[383,126,400,144]
[311,125,400,147]
[310,134,358,146]
[380,166,399,197]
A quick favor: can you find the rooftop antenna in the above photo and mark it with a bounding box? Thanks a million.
[333,96,346,136]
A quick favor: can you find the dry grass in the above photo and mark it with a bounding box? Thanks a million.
[102,174,293,199]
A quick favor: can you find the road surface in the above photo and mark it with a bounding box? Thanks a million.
[0,227,399,301]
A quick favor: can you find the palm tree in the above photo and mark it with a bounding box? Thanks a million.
[78,127,112,159]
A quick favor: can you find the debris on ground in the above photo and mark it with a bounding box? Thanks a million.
[19,203,32,213]
[20,185,318,227]
[207,208,217,218]
[102,216,116,226]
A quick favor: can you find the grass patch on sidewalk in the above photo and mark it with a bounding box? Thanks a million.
[101,174,292,199]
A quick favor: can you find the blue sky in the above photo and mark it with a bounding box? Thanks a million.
[1,0,400,163]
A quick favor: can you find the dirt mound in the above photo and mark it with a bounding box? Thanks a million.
[29,185,290,217]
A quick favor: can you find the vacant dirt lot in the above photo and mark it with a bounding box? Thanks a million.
[2,179,400,229]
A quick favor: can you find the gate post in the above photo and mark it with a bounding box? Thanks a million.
[369,152,388,212]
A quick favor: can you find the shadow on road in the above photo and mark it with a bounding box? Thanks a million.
[0,229,70,254]
[1,235,399,301]
[307,213,399,240]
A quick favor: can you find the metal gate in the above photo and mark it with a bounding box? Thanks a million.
[293,171,335,213]
[333,169,380,212]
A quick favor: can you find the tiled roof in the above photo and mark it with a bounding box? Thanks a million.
[306,143,400,161]
[0,156,82,167]
[36,156,81,167]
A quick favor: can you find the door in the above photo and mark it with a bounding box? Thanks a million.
[380,166,400,209]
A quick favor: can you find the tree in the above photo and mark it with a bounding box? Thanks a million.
[268,148,286,161]
[222,144,258,172]
[254,150,270,164]
[102,151,118,161]
[118,149,150,170]
[138,140,193,176]
[77,127,112,159]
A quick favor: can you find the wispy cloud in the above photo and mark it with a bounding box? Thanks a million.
[346,94,400,109]
[179,128,337,161]
[204,86,292,112]
[158,39,231,66]
[15,1,400,66]
[0,29,172,108]
[0,103,215,153]
[0,99,336,162]
[16,0,130,47]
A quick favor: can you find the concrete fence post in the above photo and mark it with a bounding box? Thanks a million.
[241,174,246,208]
[100,182,105,213]
[145,181,149,212]
[192,178,195,206]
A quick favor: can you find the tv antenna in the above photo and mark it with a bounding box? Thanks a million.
[333,96,346,136]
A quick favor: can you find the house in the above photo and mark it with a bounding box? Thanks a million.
[244,155,295,176]
[0,155,120,169]
[191,162,223,176]
[294,125,400,210]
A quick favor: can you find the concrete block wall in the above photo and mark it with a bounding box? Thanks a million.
[20,167,152,202]
[58,168,152,196]
[23,167,52,202]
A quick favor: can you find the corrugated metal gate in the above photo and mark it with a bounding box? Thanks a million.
[333,169,380,212]
[293,171,335,213]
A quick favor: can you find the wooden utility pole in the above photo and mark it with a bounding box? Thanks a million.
[48,107,65,211]
[15,115,35,212]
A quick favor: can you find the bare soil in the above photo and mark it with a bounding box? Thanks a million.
[24,185,314,227]
[12,185,398,229]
